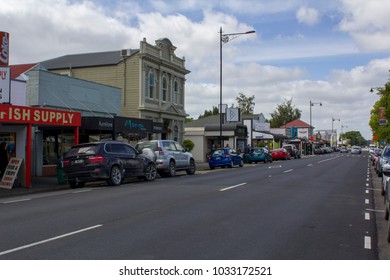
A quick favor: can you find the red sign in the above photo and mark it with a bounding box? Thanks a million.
[0,31,9,67]
[0,104,81,126]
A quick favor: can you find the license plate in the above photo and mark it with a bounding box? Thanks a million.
[74,159,84,164]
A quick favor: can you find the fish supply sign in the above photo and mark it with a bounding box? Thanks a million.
[0,104,81,126]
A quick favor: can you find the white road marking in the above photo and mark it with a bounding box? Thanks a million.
[364,236,371,249]
[220,183,247,192]
[284,169,293,173]
[317,156,339,164]
[365,190,369,194]
[0,224,103,256]
[2,198,32,204]
[365,199,370,204]
[365,213,370,220]
[72,189,92,194]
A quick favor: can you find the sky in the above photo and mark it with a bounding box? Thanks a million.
[2,0,390,140]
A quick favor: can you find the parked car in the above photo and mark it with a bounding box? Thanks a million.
[377,145,390,177]
[340,146,348,153]
[248,147,273,164]
[208,148,244,169]
[63,141,157,188]
[370,148,382,166]
[282,144,300,159]
[135,140,196,177]
[350,146,362,154]
[270,148,290,160]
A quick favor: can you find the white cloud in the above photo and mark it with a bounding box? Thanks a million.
[296,6,320,26]
[339,0,390,51]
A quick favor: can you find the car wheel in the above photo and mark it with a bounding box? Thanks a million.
[210,166,215,170]
[229,160,234,168]
[239,159,244,167]
[143,163,157,181]
[264,158,267,164]
[107,165,122,186]
[186,159,196,175]
[167,160,176,177]
[385,202,389,220]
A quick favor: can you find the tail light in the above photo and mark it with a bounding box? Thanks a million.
[63,160,70,167]
[225,154,230,158]
[88,155,105,163]
[157,147,164,155]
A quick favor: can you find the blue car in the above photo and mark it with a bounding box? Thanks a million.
[208,148,244,169]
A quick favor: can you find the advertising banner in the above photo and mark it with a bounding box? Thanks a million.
[0,157,22,189]
[0,31,9,67]
[0,66,10,103]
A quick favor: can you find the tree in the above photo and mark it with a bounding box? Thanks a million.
[198,106,219,119]
[342,131,367,146]
[182,139,195,152]
[369,79,390,144]
[236,92,255,115]
[269,99,301,128]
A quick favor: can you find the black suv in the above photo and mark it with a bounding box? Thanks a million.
[63,141,157,188]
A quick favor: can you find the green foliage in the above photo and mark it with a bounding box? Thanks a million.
[198,106,219,119]
[342,131,368,146]
[369,79,390,144]
[269,98,302,128]
[236,92,255,115]
[182,139,195,152]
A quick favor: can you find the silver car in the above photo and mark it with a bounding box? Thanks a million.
[135,140,196,177]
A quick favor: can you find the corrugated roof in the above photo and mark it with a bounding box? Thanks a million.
[10,63,38,79]
[280,119,311,128]
[40,49,139,70]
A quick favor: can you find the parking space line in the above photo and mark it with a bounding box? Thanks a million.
[0,224,103,256]
[2,198,32,204]
[220,183,247,192]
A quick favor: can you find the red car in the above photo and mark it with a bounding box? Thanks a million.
[270,148,291,160]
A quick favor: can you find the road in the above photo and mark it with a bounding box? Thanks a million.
[0,152,378,259]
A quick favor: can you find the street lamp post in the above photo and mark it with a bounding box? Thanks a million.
[331,117,340,146]
[219,27,255,148]
[309,100,322,137]
[309,100,322,155]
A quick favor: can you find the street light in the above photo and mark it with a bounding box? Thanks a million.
[219,27,255,148]
[309,100,322,138]
[331,117,340,146]
[341,124,348,145]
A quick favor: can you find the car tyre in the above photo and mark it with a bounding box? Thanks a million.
[186,159,196,175]
[229,160,234,168]
[107,165,122,186]
[167,160,176,177]
[239,159,244,167]
[141,163,157,181]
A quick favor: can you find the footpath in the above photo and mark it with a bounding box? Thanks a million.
[0,162,212,198]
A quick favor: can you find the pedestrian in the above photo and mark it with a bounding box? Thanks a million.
[0,142,9,180]
[245,144,251,154]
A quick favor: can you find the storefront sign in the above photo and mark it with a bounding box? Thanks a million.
[0,31,9,67]
[82,116,114,131]
[0,66,10,103]
[0,157,22,189]
[115,116,152,133]
[0,104,81,126]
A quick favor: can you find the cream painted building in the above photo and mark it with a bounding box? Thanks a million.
[40,38,190,142]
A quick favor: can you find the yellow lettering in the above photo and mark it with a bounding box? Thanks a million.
[68,113,74,124]
[22,109,30,121]
[34,110,40,121]
[14,108,21,120]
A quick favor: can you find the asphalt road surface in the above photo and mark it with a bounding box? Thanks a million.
[0,152,379,260]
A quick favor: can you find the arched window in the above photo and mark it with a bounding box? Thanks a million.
[147,70,155,99]
[173,79,179,104]
[162,75,167,102]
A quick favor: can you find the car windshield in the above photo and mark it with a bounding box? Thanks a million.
[383,147,390,157]
[135,141,158,152]
[212,149,227,155]
[65,145,98,157]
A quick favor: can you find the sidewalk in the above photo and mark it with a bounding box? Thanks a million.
[0,162,212,198]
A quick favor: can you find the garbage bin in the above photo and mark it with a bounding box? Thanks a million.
[56,160,65,185]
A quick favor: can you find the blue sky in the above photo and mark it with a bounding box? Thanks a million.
[2,0,390,139]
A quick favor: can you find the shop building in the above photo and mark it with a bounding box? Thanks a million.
[40,37,190,143]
